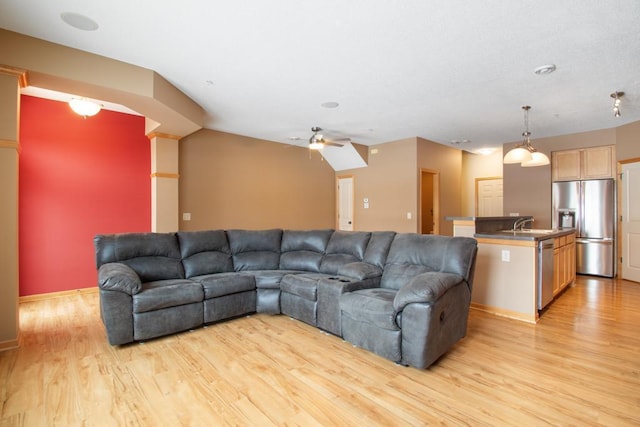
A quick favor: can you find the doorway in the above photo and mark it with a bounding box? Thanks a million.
[337,175,354,231]
[420,169,439,234]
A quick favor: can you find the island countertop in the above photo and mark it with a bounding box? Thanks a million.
[474,228,576,242]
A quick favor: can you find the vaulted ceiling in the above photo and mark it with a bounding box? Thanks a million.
[1,0,639,153]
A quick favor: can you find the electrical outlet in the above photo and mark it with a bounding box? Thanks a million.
[182,213,191,221]
[501,250,510,262]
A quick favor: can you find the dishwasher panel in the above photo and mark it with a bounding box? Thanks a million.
[537,239,555,310]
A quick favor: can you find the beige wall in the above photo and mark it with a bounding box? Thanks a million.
[461,149,503,216]
[179,129,336,230]
[340,137,462,235]
[417,137,462,236]
[341,138,417,233]
[616,120,640,161]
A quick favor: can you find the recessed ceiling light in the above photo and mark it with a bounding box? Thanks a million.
[60,12,99,31]
[288,136,301,141]
[320,101,339,109]
[533,64,556,75]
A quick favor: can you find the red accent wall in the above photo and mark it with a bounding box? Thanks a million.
[19,95,151,296]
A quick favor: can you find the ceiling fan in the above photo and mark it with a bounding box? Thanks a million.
[308,127,350,150]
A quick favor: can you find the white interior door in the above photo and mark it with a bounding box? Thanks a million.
[621,162,640,282]
[338,176,354,231]
[476,178,503,217]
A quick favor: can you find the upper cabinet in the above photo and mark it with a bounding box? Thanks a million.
[552,145,616,181]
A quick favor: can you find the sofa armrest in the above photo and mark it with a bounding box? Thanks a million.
[337,262,382,280]
[393,272,463,313]
[98,263,142,295]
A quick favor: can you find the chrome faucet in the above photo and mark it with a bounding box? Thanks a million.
[513,217,534,231]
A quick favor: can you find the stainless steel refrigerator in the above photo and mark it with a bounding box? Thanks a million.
[552,179,615,277]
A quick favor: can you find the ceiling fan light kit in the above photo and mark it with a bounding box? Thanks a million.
[307,126,349,150]
[503,106,550,167]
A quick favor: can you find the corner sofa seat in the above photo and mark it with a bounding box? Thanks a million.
[94,228,477,369]
[340,234,478,368]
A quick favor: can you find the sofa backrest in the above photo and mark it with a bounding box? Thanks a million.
[177,230,234,278]
[380,233,477,290]
[226,229,282,271]
[279,229,333,271]
[94,232,185,282]
[362,231,396,268]
[319,231,371,274]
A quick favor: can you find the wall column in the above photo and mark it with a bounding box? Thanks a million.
[149,133,180,232]
[0,66,26,350]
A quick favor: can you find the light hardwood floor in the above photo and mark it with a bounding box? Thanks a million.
[1,276,639,426]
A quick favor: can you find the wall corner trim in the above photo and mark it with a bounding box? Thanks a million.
[0,64,28,88]
[0,140,20,150]
[150,172,180,179]
[147,132,181,141]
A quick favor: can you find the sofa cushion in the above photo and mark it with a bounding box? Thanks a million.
[178,230,234,278]
[227,229,282,271]
[280,273,328,301]
[279,229,333,271]
[132,279,203,313]
[94,232,185,282]
[363,231,396,268]
[340,288,399,331]
[381,234,473,290]
[192,272,256,299]
[319,231,371,274]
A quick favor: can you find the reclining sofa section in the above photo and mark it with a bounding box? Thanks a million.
[94,229,477,369]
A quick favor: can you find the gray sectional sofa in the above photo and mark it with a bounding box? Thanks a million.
[94,229,477,369]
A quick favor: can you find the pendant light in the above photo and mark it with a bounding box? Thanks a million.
[503,106,549,167]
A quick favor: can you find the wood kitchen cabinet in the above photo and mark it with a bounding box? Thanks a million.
[553,233,576,295]
[552,146,615,181]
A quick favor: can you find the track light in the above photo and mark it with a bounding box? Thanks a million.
[610,91,624,118]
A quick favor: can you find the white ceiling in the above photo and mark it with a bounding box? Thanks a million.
[1,0,639,153]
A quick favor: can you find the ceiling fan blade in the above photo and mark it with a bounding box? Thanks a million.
[323,141,344,147]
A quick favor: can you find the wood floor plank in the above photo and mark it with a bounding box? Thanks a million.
[2,276,640,425]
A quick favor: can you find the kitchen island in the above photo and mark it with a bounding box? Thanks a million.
[450,217,576,323]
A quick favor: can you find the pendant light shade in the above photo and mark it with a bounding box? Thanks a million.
[503,146,533,164]
[521,151,550,167]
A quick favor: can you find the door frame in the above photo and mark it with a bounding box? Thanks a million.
[475,176,503,216]
[336,174,355,231]
[419,169,440,235]
[617,157,640,279]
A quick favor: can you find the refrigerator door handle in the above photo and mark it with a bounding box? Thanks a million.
[576,238,613,244]
[579,181,585,237]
